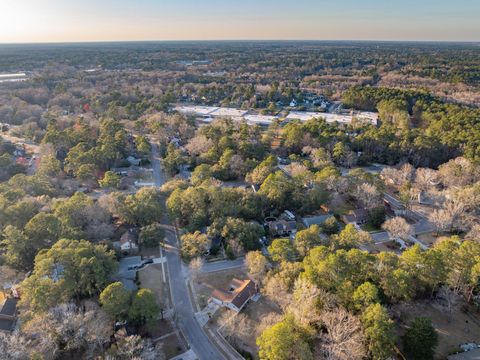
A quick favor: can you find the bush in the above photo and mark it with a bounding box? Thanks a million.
[367,207,386,229]
[225,245,236,260]
[322,217,340,235]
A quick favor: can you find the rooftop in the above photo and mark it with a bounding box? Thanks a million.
[175,105,218,116]
[211,279,257,309]
[286,111,378,125]
[120,229,138,245]
[302,214,334,227]
[0,318,15,332]
[210,107,248,117]
[244,114,277,125]
[0,298,18,317]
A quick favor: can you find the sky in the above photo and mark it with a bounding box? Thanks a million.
[1,0,479,43]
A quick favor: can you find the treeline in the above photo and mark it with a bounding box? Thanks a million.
[343,86,480,166]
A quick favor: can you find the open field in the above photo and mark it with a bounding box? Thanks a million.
[392,300,480,358]
[138,264,170,308]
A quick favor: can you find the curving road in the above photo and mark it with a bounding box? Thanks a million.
[151,143,225,360]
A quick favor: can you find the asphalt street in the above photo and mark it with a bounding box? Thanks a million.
[151,143,225,360]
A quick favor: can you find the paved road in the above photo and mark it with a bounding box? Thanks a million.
[151,143,225,360]
[413,220,435,235]
[383,192,403,209]
[202,258,245,273]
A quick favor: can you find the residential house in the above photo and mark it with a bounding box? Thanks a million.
[127,155,141,166]
[342,209,369,225]
[0,297,18,333]
[210,279,258,312]
[115,229,139,253]
[268,219,297,237]
[302,214,335,228]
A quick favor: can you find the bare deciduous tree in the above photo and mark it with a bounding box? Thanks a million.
[263,274,292,311]
[218,312,253,348]
[355,183,382,210]
[288,278,330,326]
[22,302,112,359]
[414,168,439,193]
[429,209,453,235]
[314,308,367,360]
[185,135,213,156]
[229,154,246,179]
[245,250,269,284]
[466,224,480,243]
[256,312,283,338]
[438,157,479,188]
[189,256,204,282]
[436,286,461,322]
[382,216,413,240]
[0,333,31,360]
[106,335,165,360]
[381,164,414,187]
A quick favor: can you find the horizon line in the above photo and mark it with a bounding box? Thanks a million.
[0,39,479,46]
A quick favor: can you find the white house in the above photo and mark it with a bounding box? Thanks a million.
[115,229,139,253]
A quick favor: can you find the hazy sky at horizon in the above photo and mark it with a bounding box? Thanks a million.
[1,0,479,43]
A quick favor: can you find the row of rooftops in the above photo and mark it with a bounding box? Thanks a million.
[174,105,378,126]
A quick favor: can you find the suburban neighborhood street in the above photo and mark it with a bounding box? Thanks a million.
[151,143,226,360]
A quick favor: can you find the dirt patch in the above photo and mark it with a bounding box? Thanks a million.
[144,319,174,339]
[157,333,186,359]
[391,300,480,358]
[138,264,170,308]
[417,233,439,247]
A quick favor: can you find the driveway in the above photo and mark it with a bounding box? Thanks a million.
[371,231,391,243]
[201,258,245,273]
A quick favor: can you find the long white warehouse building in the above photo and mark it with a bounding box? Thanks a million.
[174,105,378,126]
